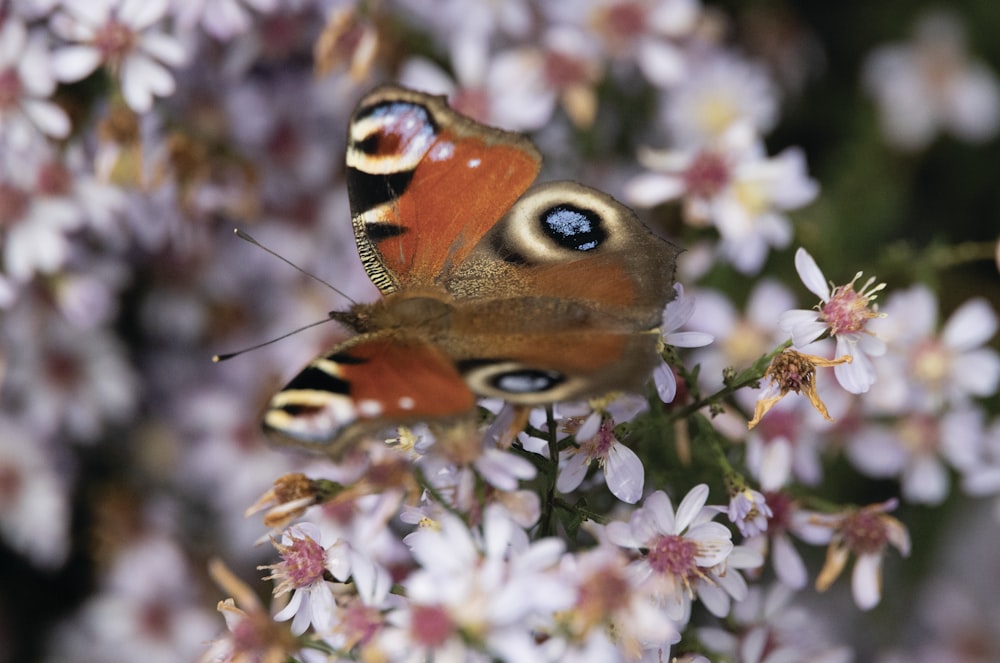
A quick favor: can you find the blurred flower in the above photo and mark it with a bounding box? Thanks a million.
[864,11,1000,150]
[0,417,71,568]
[628,125,817,274]
[173,0,279,41]
[663,52,780,144]
[869,285,999,414]
[727,487,773,538]
[780,247,887,393]
[812,499,911,610]
[846,407,984,505]
[743,491,816,589]
[655,283,714,402]
[313,2,380,82]
[0,19,71,148]
[51,0,188,113]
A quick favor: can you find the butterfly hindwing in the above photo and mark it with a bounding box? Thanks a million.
[264,333,477,455]
[346,86,542,292]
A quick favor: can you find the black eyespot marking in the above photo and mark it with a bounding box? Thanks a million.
[365,221,408,243]
[347,167,414,213]
[540,204,607,251]
[326,351,368,365]
[283,366,352,395]
[492,369,565,394]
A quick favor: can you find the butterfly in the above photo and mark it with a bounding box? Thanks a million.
[263,85,680,457]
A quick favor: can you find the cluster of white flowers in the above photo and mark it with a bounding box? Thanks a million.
[1,1,999,662]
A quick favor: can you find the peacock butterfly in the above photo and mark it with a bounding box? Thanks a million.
[263,85,680,457]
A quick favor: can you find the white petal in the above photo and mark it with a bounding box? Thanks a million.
[665,330,714,348]
[625,172,685,208]
[950,349,1000,397]
[556,450,588,494]
[637,38,685,88]
[674,484,709,532]
[772,533,807,589]
[794,247,830,301]
[120,0,169,31]
[50,46,103,82]
[852,553,883,610]
[605,442,644,504]
[778,309,827,347]
[21,99,71,138]
[139,32,188,66]
[942,298,998,351]
[653,361,677,403]
[0,20,27,65]
[901,455,949,505]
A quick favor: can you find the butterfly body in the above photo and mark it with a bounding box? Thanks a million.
[264,86,680,456]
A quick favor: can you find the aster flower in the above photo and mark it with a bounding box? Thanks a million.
[845,407,984,505]
[390,505,574,661]
[779,247,887,393]
[262,523,352,636]
[727,487,774,538]
[50,0,188,113]
[868,285,999,414]
[606,484,736,623]
[811,499,911,611]
[0,19,71,148]
[627,125,818,274]
[863,11,1000,150]
[742,491,815,590]
[558,414,646,504]
[662,52,780,145]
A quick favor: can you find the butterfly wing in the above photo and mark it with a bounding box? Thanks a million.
[346,86,542,293]
[264,333,477,456]
[439,181,681,403]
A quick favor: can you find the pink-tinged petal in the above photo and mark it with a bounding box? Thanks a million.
[772,532,807,589]
[963,466,1000,495]
[653,361,677,403]
[121,55,174,112]
[605,520,640,548]
[951,349,1000,397]
[696,581,732,617]
[727,545,764,569]
[794,248,830,301]
[942,298,998,351]
[665,330,714,348]
[0,21,26,64]
[674,484,709,532]
[901,455,949,505]
[120,0,169,31]
[857,332,886,357]
[605,441,644,504]
[50,46,103,82]
[846,429,908,477]
[139,32,188,66]
[482,506,514,560]
[556,450,588,494]
[757,437,792,491]
[649,0,699,35]
[625,172,685,207]
[851,553,883,611]
[740,626,768,663]
[834,339,876,394]
[642,490,676,533]
[576,412,601,442]
[21,99,71,138]
[637,38,685,88]
[778,309,827,346]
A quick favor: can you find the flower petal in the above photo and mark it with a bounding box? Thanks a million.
[794,247,830,301]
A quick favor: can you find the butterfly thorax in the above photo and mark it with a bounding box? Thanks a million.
[330,289,454,337]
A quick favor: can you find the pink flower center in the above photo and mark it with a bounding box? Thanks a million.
[409,604,454,648]
[94,19,137,66]
[646,533,698,579]
[897,413,938,455]
[342,603,382,646]
[841,511,889,555]
[758,409,798,443]
[0,463,23,503]
[683,151,730,198]
[605,2,647,39]
[36,161,72,197]
[281,535,327,588]
[592,419,616,457]
[0,183,30,227]
[763,491,792,531]
[820,283,870,335]
[545,51,589,87]
[0,69,23,109]
[451,88,490,124]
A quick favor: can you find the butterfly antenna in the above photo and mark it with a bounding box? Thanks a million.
[212,317,334,362]
[232,228,356,303]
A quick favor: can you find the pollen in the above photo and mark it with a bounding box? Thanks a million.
[820,273,886,336]
[646,534,698,580]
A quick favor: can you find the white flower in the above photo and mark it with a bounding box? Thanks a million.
[558,416,645,504]
[663,52,780,145]
[779,247,887,393]
[172,0,278,41]
[863,11,1000,150]
[606,484,735,624]
[868,285,999,414]
[50,0,187,113]
[627,125,817,274]
[846,407,984,505]
[0,19,71,148]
